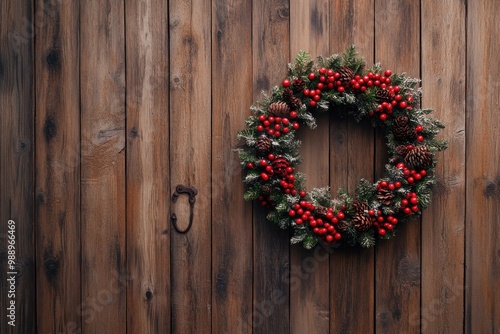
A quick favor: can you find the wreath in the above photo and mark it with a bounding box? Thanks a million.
[237,46,447,249]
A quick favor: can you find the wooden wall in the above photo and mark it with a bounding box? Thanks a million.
[0,0,498,333]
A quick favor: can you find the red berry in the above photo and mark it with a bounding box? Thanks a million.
[401,199,409,206]
[257,125,264,132]
[378,228,387,236]
[268,154,275,160]
[337,212,345,219]
[292,122,300,130]
[263,120,270,127]
[414,173,422,180]
[260,173,269,181]
[309,220,317,228]
[379,113,387,121]
[289,210,296,217]
[407,176,415,184]
[317,83,325,90]
[404,207,412,215]
[247,162,254,169]
[411,205,419,212]
[282,79,291,88]
[337,86,345,93]
[259,159,267,166]
[416,125,423,132]
[327,69,334,76]
[380,181,388,188]
[304,89,310,96]
[395,181,402,188]
[265,166,273,173]
[308,72,316,80]
[282,118,290,125]
[274,124,281,130]
[334,233,342,240]
[274,131,281,138]
[295,218,303,225]
[299,190,306,197]
[420,170,427,176]
[258,115,266,122]
[286,167,293,174]
[395,94,403,101]
[267,129,274,136]
[368,209,375,216]
[388,183,395,190]
[290,111,298,118]
[326,235,334,242]
[417,135,424,142]
[399,101,408,109]
[410,197,418,205]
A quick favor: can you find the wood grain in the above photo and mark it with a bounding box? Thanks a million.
[329,2,375,333]
[34,0,81,333]
[421,0,465,333]
[0,1,35,333]
[80,1,126,332]
[252,0,290,332]
[289,0,331,332]
[466,0,500,332]
[125,0,170,333]
[375,1,421,333]
[212,0,253,332]
[169,0,212,332]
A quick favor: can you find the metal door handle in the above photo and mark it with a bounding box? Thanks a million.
[171,184,198,233]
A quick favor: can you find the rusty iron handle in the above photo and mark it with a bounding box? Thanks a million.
[171,184,198,233]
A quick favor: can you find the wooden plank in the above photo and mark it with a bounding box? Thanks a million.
[252,0,290,332]
[329,2,375,333]
[34,0,81,333]
[80,1,126,332]
[0,1,35,333]
[466,0,500,332]
[421,0,465,333]
[169,0,212,332]
[289,1,330,333]
[374,0,421,332]
[125,1,170,333]
[212,0,253,332]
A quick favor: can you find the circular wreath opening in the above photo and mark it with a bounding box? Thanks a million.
[237,46,447,249]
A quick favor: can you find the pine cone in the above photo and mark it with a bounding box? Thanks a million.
[256,135,271,154]
[405,145,433,170]
[375,89,394,103]
[292,78,305,93]
[272,156,290,178]
[377,188,394,206]
[352,201,372,231]
[268,101,290,117]
[396,145,410,157]
[283,88,293,101]
[336,219,351,232]
[393,116,416,140]
[314,206,329,218]
[339,66,354,85]
[289,96,302,110]
[261,185,272,195]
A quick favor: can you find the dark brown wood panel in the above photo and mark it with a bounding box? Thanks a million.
[125,0,170,332]
[421,0,466,332]
[80,0,126,332]
[466,0,500,332]
[329,2,376,334]
[289,1,331,333]
[211,0,254,333]
[252,0,291,332]
[169,0,212,332]
[0,1,35,333]
[35,0,81,333]
[375,0,421,332]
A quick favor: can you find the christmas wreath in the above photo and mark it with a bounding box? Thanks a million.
[237,46,447,249]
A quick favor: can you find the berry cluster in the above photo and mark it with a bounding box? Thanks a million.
[288,198,345,243]
[400,192,420,215]
[256,114,298,138]
[396,161,428,185]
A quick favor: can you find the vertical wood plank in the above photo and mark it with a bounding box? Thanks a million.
[34,0,81,333]
[289,1,331,333]
[169,0,212,332]
[125,0,170,333]
[329,2,375,333]
[0,1,35,333]
[374,0,421,332]
[252,0,290,332]
[421,0,465,332]
[212,0,253,332]
[80,1,126,332]
[466,0,500,332]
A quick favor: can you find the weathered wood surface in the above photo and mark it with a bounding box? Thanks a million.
[0,0,497,332]
[126,0,170,332]
[35,0,81,333]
